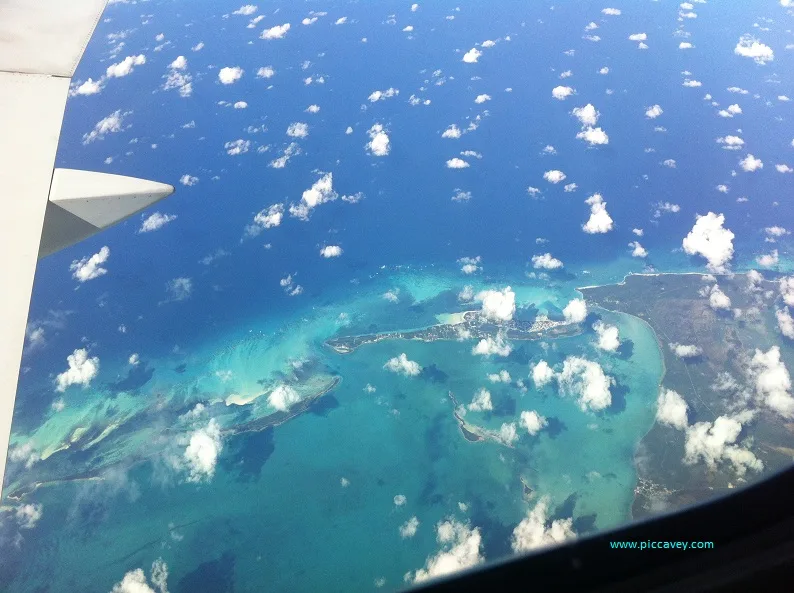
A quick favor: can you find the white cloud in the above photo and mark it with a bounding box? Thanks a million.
[474,94,491,104]
[532,360,555,388]
[552,86,574,100]
[472,333,512,357]
[110,559,168,593]
[776,308,794,339]
[475,287,516,322]
[246,203,284,236]
[684,413,763,477]
[563,298,587,323]
[446,158,470,169]
[708,285,732,310]
[368,88,399,102]
[628,33,647,41]
[717,135,745,150]
[532,253,563,270]
[320,245,343,258]
[218,66,243,84]
[233,4,258,16]
[718,104,743,118]
[224,139,250,155]
[106,54,146,78]
[602,8,621,15]
[679,42,693,49]
[287,122,309,138]
[576,126,609,146]
[757,250,779,268]
[407,519,484,583]
[139,212,176,233]
[442,125,462,139]
[261,23,291,39]
[82,110,130,144]
[256,66,275,78]
[458,255,481,274]
[462,48,482,63]
[511,497,575,553]
[15,503,43,529]
[162,59,192,97]
[233,101,248,109]
[488,369,511,383]
[593,321,620,352]
[739,154,763,172]
[629,241,648,258]
[191,42,204,51]
[656,388,688,430]
[682,212,735,273]
[734,35,774,65]
[781,277,794,307]
[54,347,100,392]
[498,422,519,445]
[400,516,420,538]
[70,246,110,282]
[582,193,614,234]
[290,173,336,220]
[571,104,599,126]
[558,356,613,412]
[670,343,703,359]
[750,347,794,418]
[184,419,222,482]
[384,353,422,376]
[776,164,793,173]
[682,79,702,88]
[268,384,301,411]
[468,388,493,412]
[70,78,104,96]
[520,410,548,436]
[179,174,199,186]
[645,104,663,119]
[543,170,566,184]
[334,16,348,25]
[366,123,391,156]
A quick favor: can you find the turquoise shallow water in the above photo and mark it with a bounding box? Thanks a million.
[2,265,665,592]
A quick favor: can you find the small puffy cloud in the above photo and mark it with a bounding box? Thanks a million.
[656,388,688,430]
[684,413,763,477]
[708,285,732,310]
[532,360,555,388]
[184,419,222,482]
[776,164,793,174]
[670,343,703,359]
[384,353,422,376]
[400,517,420,539]
[106,54,146,78]
[15,503,43,529]
[366,124,391,156]
[488,370,511,383]
[781,277,794,307]
[290,173,336,220]
[233,101,248,109]
[468,388,493,412]
[757,250,779,268]
[442,125,462,139]
[287,122,309,138]
[532,253,563,270]
[717,135,745,150]
[679,42,693,49]
[458,255,482,274]
[407,519,484,583]
[261,23,291,39]
[563,298,587,323]
[552,86,574,100]
[520,410,548,436]
[571,104,599,126]
[139,212,176,233]
[602,8,621,15]
[498,422,519,446]
[446,158,470,169]
[593,321,620,352]
[256,66,275,78]
[82,109,130,144]
[734,35,774,65]
[369,88,399,102]
[511,497,575,554]
[55,348,99,391]
[776,308,794,339]
[582,193,614,234]
[474,94,491,104]
[70,246,110,282]
[165,277,192,302]
[628,33,647,41]
[320,245,343,258]
[334,16,348,25]
[224,139,250,155]
[472,333,512,357]
[629,241,647,258]
[110,559,168,593]
[475,287,516,322]
[246,203,284,236]
[645,104,663,119]
[179,174,199,186]
[750,347,794,418]
[682,212,735,273]
[739,154,763,172]
[268,384,301,411]
[218,66,243,84]
[233,4,258,16]
[682,79,702,88]
[128,353,140,366]
[558,356,614,412]
[462,48,482,63]
[543,170,566,184]
[718,104,742,118]
[576,127,609,146]
[70,78,104,96]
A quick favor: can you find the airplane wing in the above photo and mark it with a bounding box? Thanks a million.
[0,0,174,497]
